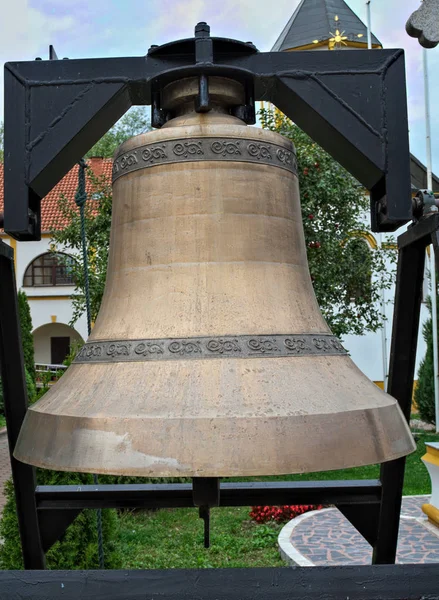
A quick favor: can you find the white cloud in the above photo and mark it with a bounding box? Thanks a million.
[0,2,76,58]
[0,1,79,117]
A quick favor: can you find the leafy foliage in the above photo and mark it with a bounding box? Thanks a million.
[260,109,395,336]
[415,299,436,425]
[0,475,120,570]
[86,108,150,158]
[0,347,120,570]
[51,169,112,323]
[0,291,35,415]
[50,108,150,320]
[17,291,36,382]
[0,368,35,416]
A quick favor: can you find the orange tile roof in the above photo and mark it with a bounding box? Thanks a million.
[0,157,113,233]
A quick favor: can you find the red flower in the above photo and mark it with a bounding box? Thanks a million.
[249,504,322,524]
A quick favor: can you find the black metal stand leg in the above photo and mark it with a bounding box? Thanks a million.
[373,241,426,564]
[0,242,45,569]
[193,478,220,549]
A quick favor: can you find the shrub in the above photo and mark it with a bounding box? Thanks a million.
[0,341,121,569]
[17,291,35,382]
[415,316,436,425]
[0,290,37,416]
[0,472,121,570]
[249,504,323,524]
[0,367,36,416]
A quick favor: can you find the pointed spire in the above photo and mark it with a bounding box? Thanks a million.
[272,0,381,52]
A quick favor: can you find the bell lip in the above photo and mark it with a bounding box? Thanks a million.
[14,445,415,478]
[14,406,416,478]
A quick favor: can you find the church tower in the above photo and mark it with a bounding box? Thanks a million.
[272,0,382,52]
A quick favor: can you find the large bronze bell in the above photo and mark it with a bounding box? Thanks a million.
[14,76,415,476]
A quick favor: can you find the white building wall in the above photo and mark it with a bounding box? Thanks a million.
[0,233,88,365]
[33,323,84,364]
[344,282,429,386]
[342,228,429,387]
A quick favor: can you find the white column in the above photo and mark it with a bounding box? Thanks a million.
[423,48,439,432]
[366,1,372,49]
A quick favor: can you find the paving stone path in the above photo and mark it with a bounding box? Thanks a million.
[0,431,11,513]
[280,496,439,565]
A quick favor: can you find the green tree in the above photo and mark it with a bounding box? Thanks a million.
[17,290,36,382]
[0,369,35,416]
[415,298,436,425]
[50,107,150,321]
[0,291,36,415]
[52,169,112,323]
[86,107,150,158]
[260,109,395,336]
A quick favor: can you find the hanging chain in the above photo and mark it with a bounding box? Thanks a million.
[75,159,92,335]
[75,159,105,570]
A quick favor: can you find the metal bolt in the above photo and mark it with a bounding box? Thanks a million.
[195,22,210,37]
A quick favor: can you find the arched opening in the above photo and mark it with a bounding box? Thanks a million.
[33,322,84,367]
[23,252,75,287]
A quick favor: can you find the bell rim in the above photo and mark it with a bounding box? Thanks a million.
[15,403,415,477]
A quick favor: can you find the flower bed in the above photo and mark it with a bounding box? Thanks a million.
[250,505,323,524]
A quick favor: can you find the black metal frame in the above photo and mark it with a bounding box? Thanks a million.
[1,564,439,599]
[0,24,435,576]
[4,27,411,239]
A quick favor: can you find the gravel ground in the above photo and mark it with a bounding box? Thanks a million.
[410,419,436,432]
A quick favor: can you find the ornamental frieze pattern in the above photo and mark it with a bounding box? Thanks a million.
[74,334,347,364]
[112,137,298,181]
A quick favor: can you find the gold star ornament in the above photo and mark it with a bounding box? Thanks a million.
[329,15,348,49]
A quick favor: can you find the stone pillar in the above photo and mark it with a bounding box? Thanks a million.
[422,442,439,526]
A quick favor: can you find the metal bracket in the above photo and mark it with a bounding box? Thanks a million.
[338,504,380,547]
[38,510,81,553]
[192,478,220,548]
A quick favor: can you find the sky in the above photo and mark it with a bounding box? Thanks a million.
[1,0,438,173]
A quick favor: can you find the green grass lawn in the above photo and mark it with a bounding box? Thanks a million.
[118,507,284,569]
[248,431,437,496]
[0,415,6,429]
[117,432,438,569]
